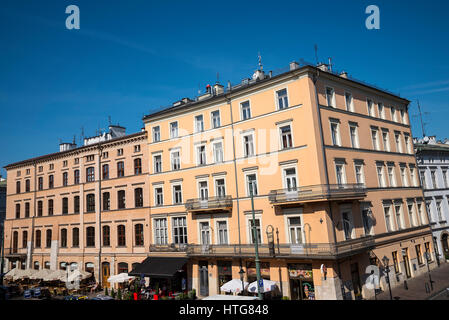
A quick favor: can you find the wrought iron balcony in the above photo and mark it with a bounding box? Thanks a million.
[185,195,233,214]
[4,247,27,258]
[268,184,366,205]
[185,236,375,260]
[149,243,189,253]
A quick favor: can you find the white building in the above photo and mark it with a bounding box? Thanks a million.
[414,136,449,264]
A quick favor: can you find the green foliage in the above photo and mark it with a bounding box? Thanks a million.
[187,289,196,300]
[117,287,122,300]
[111,288,116,299]
[104,287,109,296]
[161,296,170,300]
[282,296,290,300]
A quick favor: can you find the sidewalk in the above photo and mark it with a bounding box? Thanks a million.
[372,262,449,300]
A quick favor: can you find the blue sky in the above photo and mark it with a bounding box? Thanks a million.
[1,0,449,177]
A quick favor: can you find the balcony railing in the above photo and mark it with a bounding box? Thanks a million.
[185,195,233,213]
[268,184,366,205]
[184,236,375,259]
[149,244,189,253]
[4,248,27,258]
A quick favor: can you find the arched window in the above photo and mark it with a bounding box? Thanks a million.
[35,230,41,248]
[135,224,144,246]
[117,161,125,177]
[70,262,78,272]
[34,261,40,270]
[61,228,67,247]
[59,262,67,270]
[117,225,126,246]
[86,227,95,247]
[48,199,54,216]
[103,225,110,246]
[134,188,143,208]
[134,158,142,175]
[86,194,95,212]
[46,229,52,248]
[44,261,50,269]
[85,262,94,273]
[118,262,128,274]
[37,200,43,217]
[102,164,109,180]
[118,190,126,209]
[72,227,79,247]
[62,197,68,214]
[22,230,28,248]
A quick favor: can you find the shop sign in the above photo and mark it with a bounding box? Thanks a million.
[288,264,313,279]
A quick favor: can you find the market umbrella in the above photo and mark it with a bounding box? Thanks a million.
[43,269,67,282]
[107,273,135,284]
[220,279,249,293]
[65,269,91,282]
[247,279,278,293]
[30,269,51,280]
[4,267,20,280]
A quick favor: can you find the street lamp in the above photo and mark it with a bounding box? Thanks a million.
[425,252,434,291]
[382,256,393,300]
[239,268,245,295]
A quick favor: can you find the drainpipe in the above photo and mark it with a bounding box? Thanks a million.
[29,161,37,270]
[98,145,103,287]
[226,93,242,255]
[311,69,345,299]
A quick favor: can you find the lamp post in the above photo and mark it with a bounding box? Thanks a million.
[425,252,434,291]
[239,268,245,295]
[382,256,393,300]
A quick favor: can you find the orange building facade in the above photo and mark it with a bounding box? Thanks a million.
[3,62,437,300]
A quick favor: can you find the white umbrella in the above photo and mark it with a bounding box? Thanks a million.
[107,273,135,283]
[247,279,278,293]
[30,269,51,280]
[220,279,248,293]
[12,269,36,281]
[4,267,20,280]
[43,269,66,281]
[65,269,91,282]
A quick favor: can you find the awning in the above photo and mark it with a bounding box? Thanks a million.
[129,257,188,277]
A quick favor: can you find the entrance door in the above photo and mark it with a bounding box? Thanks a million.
[199,262,209,296]
[102,262,110,288]
[402,249,412,278]
[442,234,449,260]
[350,263,362,299]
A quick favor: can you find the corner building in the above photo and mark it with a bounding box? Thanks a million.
[4,62,436,300]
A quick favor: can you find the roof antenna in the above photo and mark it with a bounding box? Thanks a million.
[328,57,333,72]
[258,52,263,71]
[314,44,319,65]
[216,72,220,84]
[108,115,112,126]
[417,100,427,137]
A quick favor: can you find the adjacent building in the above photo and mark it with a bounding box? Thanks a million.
[415,136,449,263]
[3,60,437,300]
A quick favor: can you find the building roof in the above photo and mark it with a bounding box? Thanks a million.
[4,131,146,170]
[415,142,449,153]
[143,63,410,122]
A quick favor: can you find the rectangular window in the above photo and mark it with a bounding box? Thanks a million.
[404,135,411,154]
[62,198,68,215]
[211,110,221,128]
[243,134,255,157]
[74,170,80,185]
[361,208,373,235]
[280,125,293,149]
[436,200,443,221]
[134,145,141,153]
[378,103,385,119]
[215,179,226,198]
[199,181,209,200]
[213,141,224,163]
[86,167,95,182]
[153,126,160,142]
[336,163,345,185]
[288,217,303,244]
[155,187,163,206]
[246,173,258,196]
[345,92,353,111]
[74,196,80,213]
[48,175,54,189]
[394,204,404,230]
[103,192,110,211]
[349,125,358,148]
[117,148,123,156]
[420,170,427,189]
[330,122,340,146]
[154,218,168,245]
[391,107,397,122]
[241,101,251,120]
[382,131,390,152]
[197,145,206,165]
[395,133,402,153]
[326,87,335,107]
[173,185,182,204]
[388,166,396,187]
[249,218,261,244]
[62,172,68,186]
[384,206,394,232]
[416,245,423,264]
[173,217,187,244]
[377,165,385,187]
[284,168,297,191]
[217,221,228,245]
[200,222,210,245]
[276,88,289,110]
[408,203,417,227]
[400,166,409,187]
[170,121,178,138]
[154,155,162,173]
[367,99,374,117]
[118,190,126,209]
[354,163,364,184]
[443,170,448,188]
[195,115,204,132]
[371,129,379,150]
[392,251,400,273]
[171,151,181,170]
[431,170,437,189]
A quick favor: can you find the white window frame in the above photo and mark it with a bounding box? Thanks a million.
[354,162,365,185]
[326,87,336,108]
[383,205,395,232]
[215,219,229,245]
[377,164,386,188]
[153,217,168,245]
[388,165,397,187]
[282,208,305,245]
[371,128,380,150]
[153,185,164,206]
[400,165,409,187]
[281,165,299,190]
[172,183,183,205]
[378,102,385,119]
[349,124,359,148]
[279,124,294,150]
[344,91,354,112]
[197,179,209,200]
[330,120,341,146]
[240,100,251,121]
[382,130,390,152]
[334,160,347,185]
[153,153,162,174]
[196,144,207,166]
[194,114,204,133]
[198,218,212,245]
[152,126,161,142]
[275,87,289,110]
[367,98,375,117]
[245,171,259,197]
[246,214,263,244]
[212,140,224,163]
[395,133,403,153]
[242,132,255,157]
[213,176,227,198]
[170,149,181,171]
[211,110,221,129]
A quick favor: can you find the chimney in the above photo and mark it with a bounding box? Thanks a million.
[289,61,299,71]
[340,71,348,78]
[213,83,224,95]
[317,63,328,72]
[252,69,265,81]
[59,142,77,152]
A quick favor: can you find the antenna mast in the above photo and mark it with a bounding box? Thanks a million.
[258,52,263,71]
[417,100,426,137]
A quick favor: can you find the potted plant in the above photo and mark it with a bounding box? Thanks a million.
[111,288,116,299]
